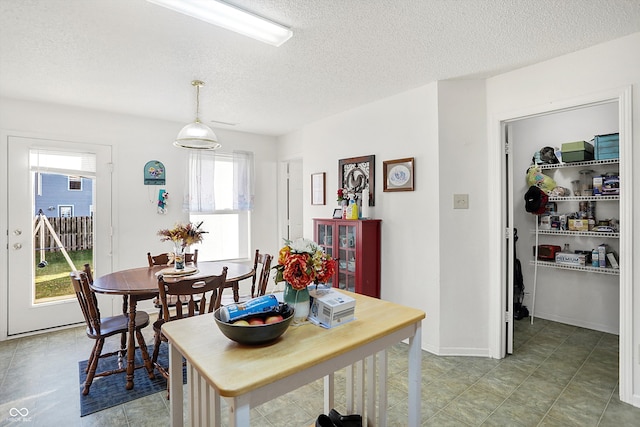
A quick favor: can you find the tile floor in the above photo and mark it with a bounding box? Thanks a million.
[1,317,640,426]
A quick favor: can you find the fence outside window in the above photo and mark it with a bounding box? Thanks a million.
[34,215,93,252]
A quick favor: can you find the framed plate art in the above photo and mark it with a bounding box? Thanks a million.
[383,157,414,192]
[338,155,375,206]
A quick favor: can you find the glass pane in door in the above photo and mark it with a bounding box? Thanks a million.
[32,151,95,303]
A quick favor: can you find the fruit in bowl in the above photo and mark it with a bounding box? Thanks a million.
[265,314,284,324]
[214,303,294,345]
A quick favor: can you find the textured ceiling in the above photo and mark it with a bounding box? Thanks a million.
[1,0,640,136]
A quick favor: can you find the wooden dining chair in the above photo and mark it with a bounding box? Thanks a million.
[252,252,273,298]
[218,249,272,306]
[151,267,228,398]
[71,267,154,395]
[147,249,199,315]
[147,249,198,267]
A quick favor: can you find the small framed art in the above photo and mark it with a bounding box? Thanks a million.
[311,172,326,205]
[383,157,414,192]
[332,208,343,219]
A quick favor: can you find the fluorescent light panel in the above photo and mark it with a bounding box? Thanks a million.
[147,0,293,47]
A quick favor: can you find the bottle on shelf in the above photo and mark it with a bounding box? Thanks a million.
[598,244,607,268]
[347,199,358,220]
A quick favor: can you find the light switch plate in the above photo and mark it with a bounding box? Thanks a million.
[453,194,469,209]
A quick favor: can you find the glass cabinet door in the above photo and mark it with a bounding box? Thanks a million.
[316,221,335,287]
[338,224,356,292]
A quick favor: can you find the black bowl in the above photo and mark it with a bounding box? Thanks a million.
[214,304,294,345]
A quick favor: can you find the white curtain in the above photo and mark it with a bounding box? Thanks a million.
[184,150,254,212]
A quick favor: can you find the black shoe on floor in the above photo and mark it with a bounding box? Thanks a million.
[316,414,335,427]
[328,408,362,427]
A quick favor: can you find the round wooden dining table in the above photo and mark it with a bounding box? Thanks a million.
[91,261,255,390]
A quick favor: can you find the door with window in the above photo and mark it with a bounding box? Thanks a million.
[7,136,112,335]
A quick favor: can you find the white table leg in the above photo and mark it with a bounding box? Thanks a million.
[228,394,251,427]
[377,350,387,427]
[346,364,354,413]
[323,374,335,414]
[169,342,184,427]
[408,323,422,426]
[189,365,198,427]
[210,385,221,427]
[355,360,365,415]
[366,355,375,427]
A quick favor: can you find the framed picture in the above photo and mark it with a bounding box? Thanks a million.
[311,172,326,205]
[383,157,414,192]
[338,155,375,206]
[332,208,343,219]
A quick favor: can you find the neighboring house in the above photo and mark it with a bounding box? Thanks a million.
[33,173,93,218]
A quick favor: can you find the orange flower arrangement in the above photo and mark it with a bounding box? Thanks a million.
[273,238,336,290]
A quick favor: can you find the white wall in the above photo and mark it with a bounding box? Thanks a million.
[0,97,280,321]
[277,81,493,355]
[486,31,640,406]
[437,80,490,355]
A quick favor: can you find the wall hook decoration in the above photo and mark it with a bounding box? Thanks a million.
[157,189,169,214]
[144,160,166,185]
[144,160,168,213]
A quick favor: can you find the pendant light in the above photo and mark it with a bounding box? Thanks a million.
[174,80,221,150]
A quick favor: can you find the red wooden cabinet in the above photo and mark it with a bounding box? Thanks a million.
[313,218,381,298]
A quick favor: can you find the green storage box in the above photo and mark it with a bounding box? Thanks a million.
[562,150,594,162]
[561,140,594,153]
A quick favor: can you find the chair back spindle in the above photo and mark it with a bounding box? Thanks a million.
[255,253,273,297]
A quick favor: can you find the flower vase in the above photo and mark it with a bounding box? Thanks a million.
[283,282,310,324]
[174,244,185,271]
[341,200,348,219]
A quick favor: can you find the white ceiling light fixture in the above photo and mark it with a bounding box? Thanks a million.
[174,80,221,150]
[147,0,293,47]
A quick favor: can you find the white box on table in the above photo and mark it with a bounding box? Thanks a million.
[309,288,355,328]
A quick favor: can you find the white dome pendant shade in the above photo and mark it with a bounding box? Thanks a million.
[174,80,221,150]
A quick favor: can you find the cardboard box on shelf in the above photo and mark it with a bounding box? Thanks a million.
[593,133,619,160]
[561,140,595,163]
[555,252,587,267]
[568,219,588,231]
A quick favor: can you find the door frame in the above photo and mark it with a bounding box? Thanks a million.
[277,158,303,243]
[1,130,114,339]
[488,85,634,405]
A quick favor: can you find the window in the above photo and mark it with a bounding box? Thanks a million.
[185,151,254,261]
[59,205,73,218]
[68,176,82,191]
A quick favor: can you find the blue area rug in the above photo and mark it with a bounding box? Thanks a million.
[78,345,186,417]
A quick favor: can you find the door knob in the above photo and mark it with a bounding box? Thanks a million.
[13,229,22,236]
[13,243,22,250]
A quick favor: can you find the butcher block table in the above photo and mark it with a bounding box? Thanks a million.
[161,290,425,426]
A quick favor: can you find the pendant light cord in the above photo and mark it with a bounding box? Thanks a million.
[195,83,201,123]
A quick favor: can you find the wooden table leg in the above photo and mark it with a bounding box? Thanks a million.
[125,295,137,390]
